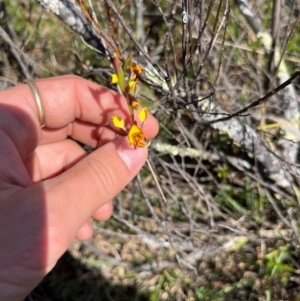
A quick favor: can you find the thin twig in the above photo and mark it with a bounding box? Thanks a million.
[146,159,167,203]
[209,71,300,124]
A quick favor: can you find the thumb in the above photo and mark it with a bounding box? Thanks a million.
[44,137,147,257]
[0,137,148,300]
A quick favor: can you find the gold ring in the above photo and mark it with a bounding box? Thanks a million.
[24,79,46,128]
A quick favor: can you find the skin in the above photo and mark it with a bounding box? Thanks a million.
[0,75,158,301]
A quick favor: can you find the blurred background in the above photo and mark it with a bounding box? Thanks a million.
[1,0,300,300]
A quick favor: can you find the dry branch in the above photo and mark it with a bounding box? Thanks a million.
[34,0,110,56]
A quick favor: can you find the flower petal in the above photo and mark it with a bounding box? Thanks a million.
[128,124,142,136]
[110,74,118,84]
[128,79,137,92]
[112,116,125,129]
[138,107,148,123]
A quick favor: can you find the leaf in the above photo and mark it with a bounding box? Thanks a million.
[112,54,125,92]
[123,53,133,72]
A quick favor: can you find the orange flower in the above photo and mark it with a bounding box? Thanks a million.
[130,62,144,75]
[128,124,146,148]
[131,100,139,110]
[127,94,139,110]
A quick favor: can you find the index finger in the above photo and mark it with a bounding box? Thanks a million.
[2,75,130,128]
[1,75,158,147]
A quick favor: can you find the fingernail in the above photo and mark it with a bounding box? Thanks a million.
[116,138,147,171]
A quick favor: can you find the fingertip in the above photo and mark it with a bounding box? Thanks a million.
[114,137,148,172]
[76,218,94,240]
[143,114,159,140]
[92,201,113,220]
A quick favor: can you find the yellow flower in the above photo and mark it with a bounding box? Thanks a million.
[127,94,139,110]
[111,116,125,129]
[128,79,137,92]
[130,62,144,75]
[131,100,139,110]
[128,124,146,148]
[138,107,148,123]
[110,74,118,84]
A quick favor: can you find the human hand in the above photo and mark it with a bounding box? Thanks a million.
[0,75,158,301]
